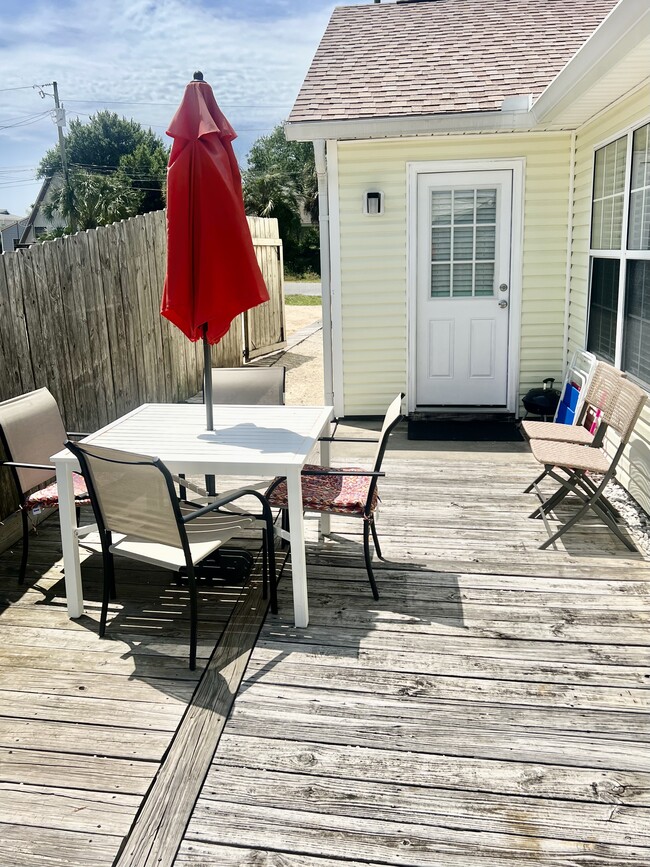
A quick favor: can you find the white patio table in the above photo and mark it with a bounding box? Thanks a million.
[51,402,333,628]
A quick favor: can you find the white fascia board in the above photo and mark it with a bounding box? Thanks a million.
[284,109,538,143]
[531,0,650,124]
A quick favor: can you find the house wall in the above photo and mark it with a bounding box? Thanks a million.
[568,83,650,514]
[333,132,572,415]
[0,220,27,253]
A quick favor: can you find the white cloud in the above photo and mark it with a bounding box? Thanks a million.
[0,0,348,212]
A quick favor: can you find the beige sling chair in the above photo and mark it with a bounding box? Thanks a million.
[521,361,624,496]
[0,388,91,584]
[209,366,286,405]
[528,377,647,550]
[65,440,276,670]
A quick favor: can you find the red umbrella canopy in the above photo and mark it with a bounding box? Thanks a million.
[161,77,269,344]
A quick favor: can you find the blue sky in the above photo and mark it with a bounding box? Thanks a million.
[0,0,369,216]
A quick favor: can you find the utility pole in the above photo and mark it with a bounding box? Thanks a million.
[52,82,69,187]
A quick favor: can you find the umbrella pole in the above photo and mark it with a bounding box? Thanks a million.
[203,325,216,496]
[203,325,214,430]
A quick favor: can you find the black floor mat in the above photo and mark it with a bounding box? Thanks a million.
[408,420,523,442]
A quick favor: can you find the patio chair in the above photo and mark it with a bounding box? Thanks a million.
[266,393,405,600]
[527,377,647,551]
[209,366,286,405]
[65,440,277,670]
[521,361,624,495]
[0,388,90,584]
[196,365,285,498]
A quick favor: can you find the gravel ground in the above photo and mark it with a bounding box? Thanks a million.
[602,479,650,556]
[284,306,322,335]
[275,306,325,406]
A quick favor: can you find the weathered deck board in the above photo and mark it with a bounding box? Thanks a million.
[2,444,650,865]
[113,573,271,867]
[0,507,263,866]
[177,447,650,866]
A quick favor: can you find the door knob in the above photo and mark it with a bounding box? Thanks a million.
[498,299,508,309]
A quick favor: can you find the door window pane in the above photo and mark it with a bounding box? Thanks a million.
[431,227,451,261]
[587,258,619,363]
[452,263,473,297]
[628,123,650,251]
[591,136,626,249]
[623,260,650,384]
[431,191,452,224]
[428,187,497,298]
[453,190,475,223]
[453,226,473,260]
[476,190,496,223]
[475,263,495,297]
[431,264,451,297]
[476,225,495,260]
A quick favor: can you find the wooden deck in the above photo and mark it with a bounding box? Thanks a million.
[0,512,271,866]
[1,435,650,865]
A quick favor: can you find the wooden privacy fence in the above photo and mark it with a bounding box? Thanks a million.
[0,209,285,519]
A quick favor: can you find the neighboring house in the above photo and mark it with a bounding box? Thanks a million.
[0,210,27,253]
[286,0,650,510]
[18,174,66,246]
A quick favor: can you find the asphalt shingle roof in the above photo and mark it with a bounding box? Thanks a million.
[289,0,619,123]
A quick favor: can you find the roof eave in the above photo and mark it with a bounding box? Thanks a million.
[531,0,650,124]
[285,109,540,143]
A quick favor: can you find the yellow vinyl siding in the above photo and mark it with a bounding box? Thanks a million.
[335,133,571,415]
[568,84,650,513]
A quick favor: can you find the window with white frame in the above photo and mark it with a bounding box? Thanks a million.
[587,121,650,388]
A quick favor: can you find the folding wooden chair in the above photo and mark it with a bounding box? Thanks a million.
[521,361,624,495]
[528,378,647,550]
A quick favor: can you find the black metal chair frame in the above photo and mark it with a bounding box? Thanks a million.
[66,441,277,670]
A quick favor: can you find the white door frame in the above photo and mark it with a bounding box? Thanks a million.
[407,158,525,415]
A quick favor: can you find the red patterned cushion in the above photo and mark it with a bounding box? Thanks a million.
[24,472,90,510]
[267,464,378,517]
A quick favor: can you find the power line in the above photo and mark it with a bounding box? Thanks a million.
[0,85,44,94]
[0,112,50,131]
[64,97,290,108]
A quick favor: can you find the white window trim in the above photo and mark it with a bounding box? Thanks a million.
[586,116,650,388]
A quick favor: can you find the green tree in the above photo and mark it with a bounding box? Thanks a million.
[38,110,168,217]
[118,141,169,214]
[242,124,319,277]
[42,169,142,233]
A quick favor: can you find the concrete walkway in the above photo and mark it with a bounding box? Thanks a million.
[284,281,321,297]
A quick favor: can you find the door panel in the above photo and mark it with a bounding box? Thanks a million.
[469,318,496,378]
[416,170,512,407]
[429,320,454,378]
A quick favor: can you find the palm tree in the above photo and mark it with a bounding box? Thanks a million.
[43,169,142,233]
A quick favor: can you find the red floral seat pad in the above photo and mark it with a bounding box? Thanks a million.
[267,464,378,517]
[24,472,90,510]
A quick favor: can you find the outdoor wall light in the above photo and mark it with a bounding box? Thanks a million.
[363,190,384,216]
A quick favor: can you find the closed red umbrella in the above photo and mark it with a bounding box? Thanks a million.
[161,71,269,429]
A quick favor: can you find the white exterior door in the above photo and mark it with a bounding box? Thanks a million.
[416,170,513,407]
